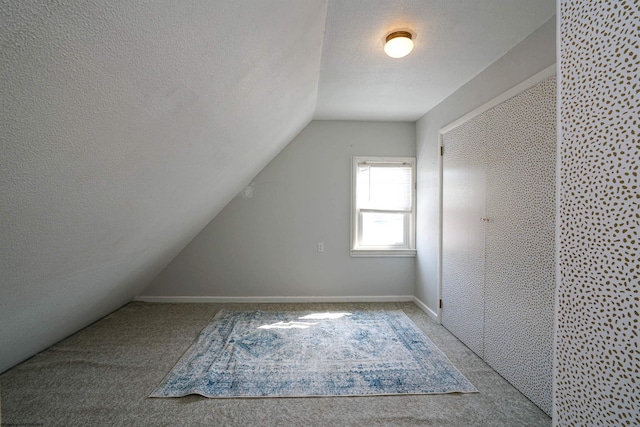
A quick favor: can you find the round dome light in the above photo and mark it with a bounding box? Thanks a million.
[384,31,414,58]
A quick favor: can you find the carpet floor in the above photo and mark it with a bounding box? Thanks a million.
[0,301,551,426]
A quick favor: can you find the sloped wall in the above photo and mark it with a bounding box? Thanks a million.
[0,1,327,373]
[141,121,416,300]
[555,1,640,424]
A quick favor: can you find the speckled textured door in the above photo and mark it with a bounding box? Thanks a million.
[441,113,488,359]
[441,77,556,415]
[483,78,556,415]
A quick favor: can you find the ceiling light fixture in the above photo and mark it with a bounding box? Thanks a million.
[384,31,414,58]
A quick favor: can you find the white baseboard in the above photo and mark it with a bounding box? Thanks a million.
[134,295,414,304]
[412,296,439,322]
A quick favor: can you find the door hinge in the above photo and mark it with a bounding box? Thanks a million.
[439,299,443,309]
[440,146,444,156]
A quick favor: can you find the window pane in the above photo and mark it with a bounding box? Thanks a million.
[360,212,406,246]
[357,165,412,211]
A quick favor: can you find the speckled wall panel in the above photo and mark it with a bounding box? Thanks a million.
[442,114,488,359]
[555,1,640,425]
[483,77,556,416]
[442,77,556,415]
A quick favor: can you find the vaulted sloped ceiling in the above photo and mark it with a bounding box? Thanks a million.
[0,0,328,372]
[0,0,555,373]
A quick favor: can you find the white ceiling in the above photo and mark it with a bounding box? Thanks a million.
[0,0,554,372]
[316,0,556,120]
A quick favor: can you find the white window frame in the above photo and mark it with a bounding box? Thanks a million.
[351,156,417,257]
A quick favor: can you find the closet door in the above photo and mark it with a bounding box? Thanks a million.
[440,76,556,416]
[482,78,556,415]
[441,114,488,358]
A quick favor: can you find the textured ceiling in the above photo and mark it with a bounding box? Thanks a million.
[1,0,554,372]
[315,0,556,120]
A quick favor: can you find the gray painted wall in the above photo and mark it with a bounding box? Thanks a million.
[414,16,556,312]
[142,121,416,299]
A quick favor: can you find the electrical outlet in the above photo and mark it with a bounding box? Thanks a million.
[317,242,324,253]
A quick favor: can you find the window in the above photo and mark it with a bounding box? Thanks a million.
[351,156,416,257]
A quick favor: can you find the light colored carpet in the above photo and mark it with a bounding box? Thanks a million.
[0,302,551,426]
[151,309,476,398]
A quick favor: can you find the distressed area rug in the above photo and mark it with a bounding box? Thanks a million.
[150,309,477,398]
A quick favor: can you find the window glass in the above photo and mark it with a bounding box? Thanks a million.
[360,212,406,246]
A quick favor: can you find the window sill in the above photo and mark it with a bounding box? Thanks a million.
[350,249,416,257]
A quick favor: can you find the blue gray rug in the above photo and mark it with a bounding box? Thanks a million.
[150,309,477,398]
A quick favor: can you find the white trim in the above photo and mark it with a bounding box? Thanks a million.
[439,64,556,134]
[350,249,416,257]
[412,297,439,322]
[134,295,414,304]
[437,132,444,324]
